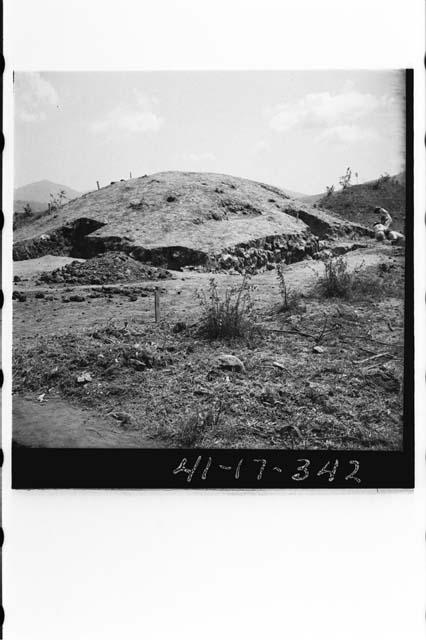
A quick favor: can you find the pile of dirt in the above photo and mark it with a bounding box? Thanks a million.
[13,171,372,268]
[37,251,172,285]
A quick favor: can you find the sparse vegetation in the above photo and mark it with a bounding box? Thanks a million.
[23,203,32,216]
[49,189,68,211]
[325,185,335,197]
[154,400,225,447]
[339,167,352,190]
[317,256,401,301]
[276,263,301,312]
[197,277,256,339]
[319,256,353,298]
[318,172,405,232]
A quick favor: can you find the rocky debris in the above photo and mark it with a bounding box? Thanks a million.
[69,295,85,302]
[215,354,246,373]
[211,233,321,274]
[272,361,287,370]
[110,410,133,426]
[12,291,27,302]
[37,251,172,285]
[77,372,92,383]
[313,346,325,354]
[13,275,21,283]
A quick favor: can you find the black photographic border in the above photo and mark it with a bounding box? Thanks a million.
[12,70,414,490]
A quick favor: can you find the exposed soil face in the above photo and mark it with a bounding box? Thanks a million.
[13,218,107,261]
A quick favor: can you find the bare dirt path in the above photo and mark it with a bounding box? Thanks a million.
[13,396,162,448]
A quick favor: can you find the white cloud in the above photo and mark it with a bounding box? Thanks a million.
[90,93,163,135]
[266,89,387,143]
[15,72,59,123]
[316,124,379,145]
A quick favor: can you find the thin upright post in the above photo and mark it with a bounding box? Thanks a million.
[154,288,160,323]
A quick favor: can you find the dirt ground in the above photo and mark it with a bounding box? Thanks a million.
[12,244,405,449]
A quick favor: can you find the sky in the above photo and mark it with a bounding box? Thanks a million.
[14,70,406,195]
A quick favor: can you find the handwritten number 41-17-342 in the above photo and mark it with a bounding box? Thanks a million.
[173,457,361,484]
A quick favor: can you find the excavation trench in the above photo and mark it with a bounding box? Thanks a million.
[13,217,368,274]
[13,219,108,261]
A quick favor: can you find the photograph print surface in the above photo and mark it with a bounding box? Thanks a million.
[11,70,413,487]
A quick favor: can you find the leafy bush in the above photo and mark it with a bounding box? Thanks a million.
[197,277,256,339]
[319,256,353,298]
[318,256,399,300]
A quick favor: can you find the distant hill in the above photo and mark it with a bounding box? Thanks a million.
[14,180,82,212]
[14,180,83,230]
[310,173,406,233]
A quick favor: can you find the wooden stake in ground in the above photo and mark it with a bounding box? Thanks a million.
[154,287,160,323]
[96,181,100,190]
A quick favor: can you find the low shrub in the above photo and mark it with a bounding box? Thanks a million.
[276,263,302,312]
[317,256,401,300]
[319,256,353,298]
[154,401,224,447]
[197,277,256,339]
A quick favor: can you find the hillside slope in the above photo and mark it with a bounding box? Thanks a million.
[315,174,406,232]
[13,171,372,269]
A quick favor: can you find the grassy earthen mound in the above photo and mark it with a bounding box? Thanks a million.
[38,251,172,285]
[13,171,372,267]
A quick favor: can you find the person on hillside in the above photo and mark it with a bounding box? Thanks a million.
[373,222,386,242]
[374,206,392,230]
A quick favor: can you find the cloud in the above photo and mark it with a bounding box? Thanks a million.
[90,93,163,135]
[15,72,59,122]
[266,88,388,143]
[316,124,379,145]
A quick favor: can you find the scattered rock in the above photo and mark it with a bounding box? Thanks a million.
[110,411,133,426]
[69,295,86,302]
[216,354,246,373]
[77,372,93,383]
[13,275,21,283]
[273,361,286,370]
[12,291,27,302]
[129,358,146,371]
[313,345,325,354]
[35,292,45,299]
